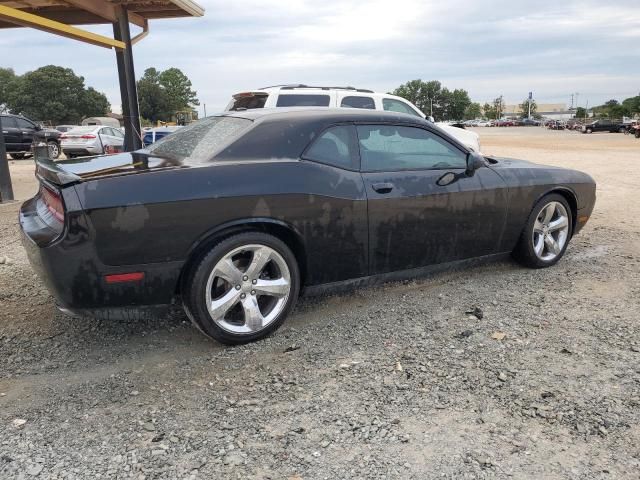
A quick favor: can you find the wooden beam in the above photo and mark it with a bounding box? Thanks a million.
[0,4,125,49]
[62,0,145,28]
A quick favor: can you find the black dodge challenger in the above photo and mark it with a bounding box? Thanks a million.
[20,109,596,344]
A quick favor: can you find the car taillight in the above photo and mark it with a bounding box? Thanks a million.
[81,134,96,139]
[40,185,65,222]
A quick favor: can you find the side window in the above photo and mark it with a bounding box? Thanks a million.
[303,125,358,170]
[340,96,375,109]
[1,116,18,128]
[113,128,124,138]
[16,118,36,129]
[276,94,330,107]
[357,125,467,172]
[382,98,422,117]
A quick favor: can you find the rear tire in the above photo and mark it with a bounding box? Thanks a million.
[9,153,25,160]
[47,141,60,159]
[586,128,593,134]
[512,193,573,269]
[183,232,300,345]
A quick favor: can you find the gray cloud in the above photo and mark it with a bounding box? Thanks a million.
[1,0,638,113]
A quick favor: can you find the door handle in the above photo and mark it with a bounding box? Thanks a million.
[372,182,394,194]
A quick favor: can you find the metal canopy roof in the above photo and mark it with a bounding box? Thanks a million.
[0,1,204,29]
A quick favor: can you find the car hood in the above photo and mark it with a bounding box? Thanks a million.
[37,151,185,186]
[487,156,563,169]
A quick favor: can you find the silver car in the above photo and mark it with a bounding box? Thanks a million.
[60,126,125,158]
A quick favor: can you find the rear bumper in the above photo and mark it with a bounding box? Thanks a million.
[19,195,183,312]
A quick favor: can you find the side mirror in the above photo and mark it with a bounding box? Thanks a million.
[466,151,485,175]
[35,124,42,131]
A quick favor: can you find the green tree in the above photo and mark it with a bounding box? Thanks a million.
[159,67,199,112]
[519,98,537,118]
[0,68,19,112]
[575,107,587,119]
[482,102,496,119]
[464,102,482,120]
[392,79,471,120]
[621,95,640,116]
[137,68,171,123]
[5,65,109,123]
[491,96,504,119]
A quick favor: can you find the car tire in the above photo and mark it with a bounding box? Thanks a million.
[47,141,60,159]
[512,193,573,269]
[618,127,625,133]
[183,232,300,345]
[9,153,25,160]
[586,128,593,134]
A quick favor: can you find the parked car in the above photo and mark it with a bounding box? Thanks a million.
[495,119,515,127]
[548,120,566,130]
[581,119,626,134]
[518,118,541,127]
[225,84,482,153]
[476,120,493,127]
[55,125,78,133]
[1,113,62,159]
[60,126,125,158]
[20,109,596,345]
[142,126,181,147]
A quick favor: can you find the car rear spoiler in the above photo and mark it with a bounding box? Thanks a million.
[35,158,82,187]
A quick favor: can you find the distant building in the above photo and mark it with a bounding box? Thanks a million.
[503,103,577,120]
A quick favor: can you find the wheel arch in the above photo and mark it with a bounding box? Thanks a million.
[537,187,578,235]
[177,218,308,296]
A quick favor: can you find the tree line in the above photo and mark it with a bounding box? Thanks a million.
[0,66,110,124]
[0,65,199,125]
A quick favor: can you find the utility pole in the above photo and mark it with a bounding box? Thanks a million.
[203,103,207,118]
[0,115,15,202]
[570,93,574,110]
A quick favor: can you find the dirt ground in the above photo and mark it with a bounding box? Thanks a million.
[1,128,639,479]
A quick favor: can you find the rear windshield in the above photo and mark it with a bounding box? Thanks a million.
[146,116,251,163]
[228,93,268,111]
[276,94,330,107]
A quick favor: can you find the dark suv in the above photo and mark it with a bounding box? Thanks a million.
[581,119,625,134]
[1,114,61,159]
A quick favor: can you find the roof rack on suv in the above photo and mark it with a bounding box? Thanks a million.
[259,84,374,93]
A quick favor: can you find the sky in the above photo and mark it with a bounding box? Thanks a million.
[0,0,638,115]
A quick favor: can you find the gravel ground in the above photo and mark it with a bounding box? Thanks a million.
[1,128,639,479]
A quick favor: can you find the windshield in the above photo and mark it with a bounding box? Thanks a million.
[146,116,251,163]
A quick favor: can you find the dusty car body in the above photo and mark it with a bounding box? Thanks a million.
[20,109,596,344]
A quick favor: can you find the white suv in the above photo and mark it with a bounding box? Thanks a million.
[225,85,481,152]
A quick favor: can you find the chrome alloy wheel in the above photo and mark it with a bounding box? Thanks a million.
[205,244,291,334]
[532,201,570,262]
[48,142,59,159]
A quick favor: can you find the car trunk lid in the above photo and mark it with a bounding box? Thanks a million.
[36,152,185,187]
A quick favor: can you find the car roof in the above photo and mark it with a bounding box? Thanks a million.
[216,107,430,125]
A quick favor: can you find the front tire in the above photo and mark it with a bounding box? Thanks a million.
[513,194,573,268]
[183,232,300,345]
[9,153,25,160]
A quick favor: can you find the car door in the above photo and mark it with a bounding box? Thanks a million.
[358,123,508,275]
[15,117,38,150]
[1,116,21,150]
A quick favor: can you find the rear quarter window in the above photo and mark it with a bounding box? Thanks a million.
[276,94,331,107]
[303,125,359,170]
[340,96,375,109]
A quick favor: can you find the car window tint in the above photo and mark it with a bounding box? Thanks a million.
[357,125,466,172]
[113,128,124,138]
[16,118,35,129]
[340,96,375,109]
[1,116,18,128]
[382,99,421,117]
[304,125,357,170]
[276,94,330,107]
